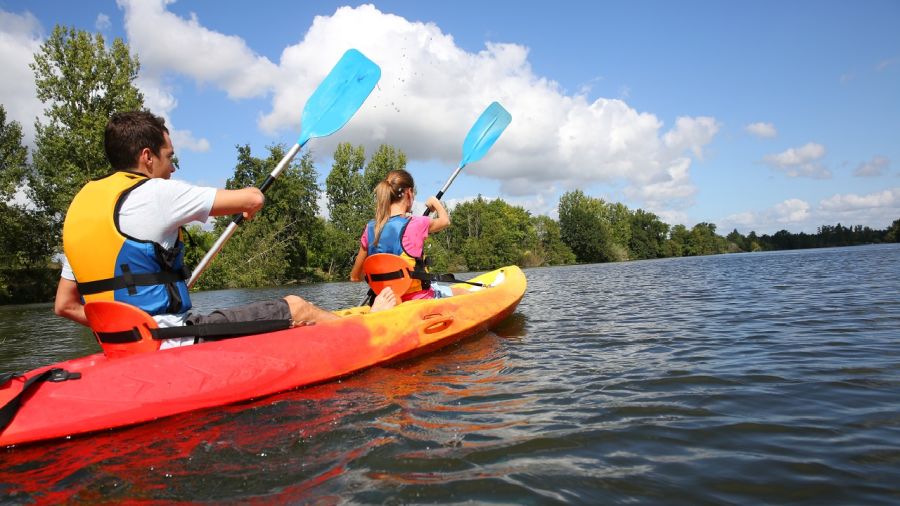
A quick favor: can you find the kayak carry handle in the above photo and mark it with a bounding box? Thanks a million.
[419,314,454,335]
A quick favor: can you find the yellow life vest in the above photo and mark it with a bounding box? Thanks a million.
[62,171,191,316]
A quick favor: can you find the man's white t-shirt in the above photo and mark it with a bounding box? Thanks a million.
[61,177,217,347]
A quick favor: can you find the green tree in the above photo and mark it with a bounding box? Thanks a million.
[529,215,576,266]
[324,143,369,279]
[0,106,28,204]
[688,222,725,255]
[310,218,357,280]
[885,218,900,243]
[191,145,322,289]
[0,107,54,270]
[181,224,215,273]
[198,217,290,289]
[423,213,466,273]
[606,202,632,260]
[664,224,690,257]
[445,196,536,270]
[28,26,144,240]
[354,143,408,224]
[629,209,669,259]
[445,196,491,270]
[326,143,367,235]
[558,190,614,263]
[726,228,747,252]
[363,144,407,194]
[746,231,763,251]
[0,108,56,302]
[222,145,321,280]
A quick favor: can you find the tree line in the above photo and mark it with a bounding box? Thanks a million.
[1,25,898,302]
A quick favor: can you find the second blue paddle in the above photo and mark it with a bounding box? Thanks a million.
[425,101,512,216]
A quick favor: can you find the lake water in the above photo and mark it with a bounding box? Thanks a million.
[1,244,899,504]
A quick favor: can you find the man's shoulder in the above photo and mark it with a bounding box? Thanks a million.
[130,178,215,200]
[137,177,200,192]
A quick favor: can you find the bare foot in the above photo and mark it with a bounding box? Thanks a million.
[371,287,397,312]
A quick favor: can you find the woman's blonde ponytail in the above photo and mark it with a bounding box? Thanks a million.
[371,169,415,249]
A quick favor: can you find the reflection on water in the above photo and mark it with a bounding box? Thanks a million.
[1,330,515,503]
[2,245,900,504]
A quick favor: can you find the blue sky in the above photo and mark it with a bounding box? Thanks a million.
[2,0,898,233]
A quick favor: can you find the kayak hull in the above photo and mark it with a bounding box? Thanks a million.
[1,266,525,447]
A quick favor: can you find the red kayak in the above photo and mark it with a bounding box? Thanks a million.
[0,266,525,447]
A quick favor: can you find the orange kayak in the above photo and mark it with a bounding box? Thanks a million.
[0,266,525,447]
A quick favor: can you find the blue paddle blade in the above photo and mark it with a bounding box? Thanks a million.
[297,49,381,146]
[460,101,512,168]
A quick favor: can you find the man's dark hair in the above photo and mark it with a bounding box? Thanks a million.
[104,111,169,171]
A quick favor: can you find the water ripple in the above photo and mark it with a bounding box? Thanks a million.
[2,245,900,503]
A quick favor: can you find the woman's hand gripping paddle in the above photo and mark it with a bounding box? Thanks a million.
[424,101,512,216]
[188,49,381,288]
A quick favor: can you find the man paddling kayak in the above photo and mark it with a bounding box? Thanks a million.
[54,111,396,348]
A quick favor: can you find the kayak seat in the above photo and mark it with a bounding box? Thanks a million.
[362,254,485,305]
[84,301,161,359]
[363,253,414,297]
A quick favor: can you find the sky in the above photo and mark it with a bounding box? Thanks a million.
[1,0,898,234]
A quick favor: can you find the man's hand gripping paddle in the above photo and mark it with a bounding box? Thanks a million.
[188,49,381,288]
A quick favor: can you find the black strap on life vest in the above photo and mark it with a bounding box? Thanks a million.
[76,267,189,296]
[92,319,292,345]
[0,368,82,433]
[412,256,431,290]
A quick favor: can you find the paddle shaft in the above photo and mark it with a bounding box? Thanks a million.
[423,164,464,216]
[187,142,303,288]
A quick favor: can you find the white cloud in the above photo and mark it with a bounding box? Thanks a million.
[717,198,812,233]
[0,5,210,154]
[0,9,45,147]
[663,116,719,161]
[745,122,777,138]
[656,209,689,228]
[774,198,810,223]
[118,0,279,98]
[132,75,211,153]
[95,13,111,31]
[762,142,832,179]
[723,212,755,227]
[720,188,900,234]
[853,155,890,177]
[816,188,900,229]
[170,129,210,153]
[624,157,697,210]
[876,57,899,72]
[819,188,899,212]
[114,1,718,214]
